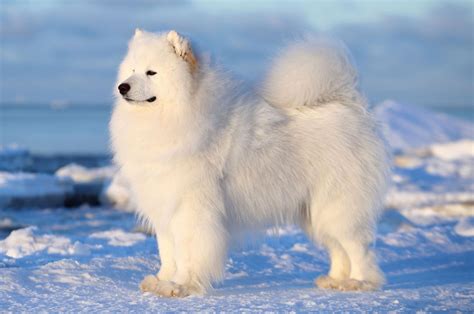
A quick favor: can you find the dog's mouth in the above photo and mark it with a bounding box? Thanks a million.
[124,96,157,103]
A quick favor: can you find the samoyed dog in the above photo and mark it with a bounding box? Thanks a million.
[110,29,390,297]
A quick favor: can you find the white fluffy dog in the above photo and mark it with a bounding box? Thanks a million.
[110,29,390,297]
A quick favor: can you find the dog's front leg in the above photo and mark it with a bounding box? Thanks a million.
[139,230,176,293]
[156,231,176,281]
[141,186,228,297]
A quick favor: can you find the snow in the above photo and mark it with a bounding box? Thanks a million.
[430,140,474,161]
[374,100,474,152]
[455,217,474,237]
[386,138,474,212]
[0,226,90,258]
[0,206,472,311]
[90,229,146,246]
[0,100,473,311]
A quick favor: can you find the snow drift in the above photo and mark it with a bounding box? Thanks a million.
[373,100,473,151]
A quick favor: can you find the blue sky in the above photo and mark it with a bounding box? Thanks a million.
[1,0,473,108]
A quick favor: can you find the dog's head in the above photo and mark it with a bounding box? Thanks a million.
[116,29,198,106]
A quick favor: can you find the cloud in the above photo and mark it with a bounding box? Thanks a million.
[334,2,473,107]
[0,1,309,104]
[0,1,472,107]
[89,0,190,8]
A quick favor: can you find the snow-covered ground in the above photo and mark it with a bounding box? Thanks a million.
[0,101,473,311]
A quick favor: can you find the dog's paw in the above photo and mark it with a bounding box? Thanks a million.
[315,275,377,291]
[153,280,190,298]
[140,275,160,292]
[337,279,378,291]
[315,275,341,289]
[140,277,191,298]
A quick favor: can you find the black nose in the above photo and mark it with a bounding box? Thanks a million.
[118,83,130,95]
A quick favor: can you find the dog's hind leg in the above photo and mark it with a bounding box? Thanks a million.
[306,197,384,291]
[301,209,350,288]
[314,237,351,289]
[337,237,385,290]
[314,234,384,291]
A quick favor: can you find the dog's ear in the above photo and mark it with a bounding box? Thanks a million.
[167,30,198,72]
[134,28,144,37]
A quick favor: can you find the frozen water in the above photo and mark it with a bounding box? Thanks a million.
[0,172,73,208]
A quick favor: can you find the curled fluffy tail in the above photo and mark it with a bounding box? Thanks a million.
[262,37,363,108]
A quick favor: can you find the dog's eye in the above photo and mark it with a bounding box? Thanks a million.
[146,70,157,76]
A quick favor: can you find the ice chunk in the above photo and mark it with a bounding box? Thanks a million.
[0,144,31,171]
[56,163,115,184]
[55,164,135,209]
[0,172,73,208]
[100,171,135,211]
[55,163,118,207]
